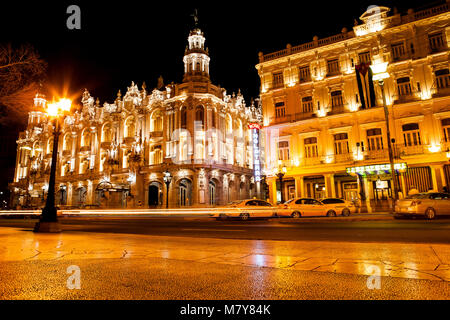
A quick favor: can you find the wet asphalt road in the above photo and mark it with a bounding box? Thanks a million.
[1,216,450,243]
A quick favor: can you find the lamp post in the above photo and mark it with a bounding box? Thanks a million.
[163,170,172,209]
[276,161,287,204]
[34,98,72,233]
[371,62,400,204]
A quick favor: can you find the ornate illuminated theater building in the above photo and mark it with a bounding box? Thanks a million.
[10,26,262,209]
[257,2,450,209]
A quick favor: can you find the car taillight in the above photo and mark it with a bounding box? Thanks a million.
[411,201,421,206]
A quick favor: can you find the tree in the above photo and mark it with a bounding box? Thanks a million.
[0,44,47,126]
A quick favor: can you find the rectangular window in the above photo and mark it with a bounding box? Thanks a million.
[272,72,284,88]
[358,51,371,64]
[442,118,450,142]
[331,90,344,108]
[429,32,445,52]
[397,77,412,96]
[392,42,406,61]
[327,59,340,76]
[402,123,421,146]
[278,141,290,161]
[366,128,384,151]
[436,69,450,89]
[334,133,349,155]
[302,96,314,113]
[275,102,285,118]
[299,65,311,83]
[304,137,318,158]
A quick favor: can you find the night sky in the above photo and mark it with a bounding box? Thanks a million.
[0,0,440,194]
[2,0,434,102]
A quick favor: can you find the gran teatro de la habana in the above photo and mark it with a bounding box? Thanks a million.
[9,26,263,209]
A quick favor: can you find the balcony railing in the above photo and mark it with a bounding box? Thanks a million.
[259,3,449,64]
[334,152,353,163]
[270,112,317,125]
[394,144,424,157]
[328,105,346,115]
[149,131,163,138]
[365,149,389,161]
[432,86,450,98]
[393,91,421,104]
[303,156,322,166]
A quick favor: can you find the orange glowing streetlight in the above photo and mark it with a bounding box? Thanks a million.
[34,98,72,233]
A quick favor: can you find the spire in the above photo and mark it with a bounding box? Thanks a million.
[191,9,199,28]
[183,13,211,83]
[157,76,164,90]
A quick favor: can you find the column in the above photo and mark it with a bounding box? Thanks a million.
[363,176,372,213]
[440,164,447,188]
[399,173,407,199]
[430,165,439,192]
[87,180,93,205]
[270,178,277,205]
[324,174,336,198]
[67,183,73,206]
[295,176,305,198]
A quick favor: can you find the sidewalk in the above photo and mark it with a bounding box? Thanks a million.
[0,226,449,282]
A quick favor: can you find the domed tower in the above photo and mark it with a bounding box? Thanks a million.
[183,28,211,83]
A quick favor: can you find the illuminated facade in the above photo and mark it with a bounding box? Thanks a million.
[256,3,450,209]
[10,27,262,208]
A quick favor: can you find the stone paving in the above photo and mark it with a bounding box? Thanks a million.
[0,227,449,282]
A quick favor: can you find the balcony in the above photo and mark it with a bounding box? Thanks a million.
[429,44,447,55]
[334,153,353,163]
[303,156,322,166]
[328,105,346,116]
[393,91,421,104]
[149,131,163,139]
[365,149,389,161]
[270,112,316,125]
[394,144,424,157]
[432,86,450,98]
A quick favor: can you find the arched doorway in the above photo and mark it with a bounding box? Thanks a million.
[179,179,192,206]
[148,182,161,207]
[239,181,246,200]
[57,187,67,206]
[228,180,234,203]
[75,186,87,207]
[209,181,216,206]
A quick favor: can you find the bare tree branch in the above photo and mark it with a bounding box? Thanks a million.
[0,43,47,127]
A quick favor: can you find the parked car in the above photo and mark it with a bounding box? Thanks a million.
[215,199,278,220]
[394,192,450,219]
[277,198,339,218]
[319,198,357,216]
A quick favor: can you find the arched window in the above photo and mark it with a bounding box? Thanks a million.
[181,107,187,129]
[81,130,91,148]
[125,117,135,138]
[226,114,232,134]
[195,106,204,130]
[152,111,163,132]
[47,138,53,154]
[102,123,112,142]
[211,109,216,128]
[63,134,72,151]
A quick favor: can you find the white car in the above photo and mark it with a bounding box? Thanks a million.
[277,198,353,218]
[214,199,278,220]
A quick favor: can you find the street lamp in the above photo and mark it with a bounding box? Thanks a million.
[276,161,287,204]
[371,61,400,204]
[163,170,172,209]
[34,98,72,233]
